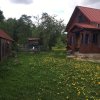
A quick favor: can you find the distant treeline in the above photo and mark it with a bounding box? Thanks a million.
[0,10,66,50]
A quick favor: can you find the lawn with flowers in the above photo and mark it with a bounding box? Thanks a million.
[0,50,100,100]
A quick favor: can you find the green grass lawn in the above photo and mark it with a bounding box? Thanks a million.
[0,50,100,100]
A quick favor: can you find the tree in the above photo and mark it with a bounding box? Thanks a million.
[0,10,5,22]
[0,9,65,51]
[31,15,41,37]
[16,15,33,44]
[20,14,33,26]
[5,18,17,37]
[38,13,65,50]
[0,10,5,30]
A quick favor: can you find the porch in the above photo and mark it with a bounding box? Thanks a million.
[67,30,100,53]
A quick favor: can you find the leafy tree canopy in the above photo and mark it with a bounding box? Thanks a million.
[0,10,66,50]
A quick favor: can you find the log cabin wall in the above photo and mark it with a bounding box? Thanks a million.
[79,30,100,53]
[65,6,100,54]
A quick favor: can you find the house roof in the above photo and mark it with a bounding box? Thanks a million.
[78,6,100,24]
[69,23,100,32]
[0,29,13,41]
[65,6,100,32]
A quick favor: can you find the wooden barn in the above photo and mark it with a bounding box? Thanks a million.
[0,29,13,61]
[27,38,40,51]
[65,6,100,54]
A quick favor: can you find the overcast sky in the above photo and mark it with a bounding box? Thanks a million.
[0,0,100,24]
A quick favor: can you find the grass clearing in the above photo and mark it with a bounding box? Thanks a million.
[0,50,100,100]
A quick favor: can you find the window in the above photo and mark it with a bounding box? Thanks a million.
[85,34,89,44]
[92,33,98,44]
[69,36,74,45]
[81,34,84,44]
[69,37,72,45]
[78,15,85,23]
[71,36,74,44]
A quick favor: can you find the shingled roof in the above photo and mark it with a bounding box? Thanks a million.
[65,6,100,32]
[78,6,100,24]
[0,29,13,41]
[69,23,100,32]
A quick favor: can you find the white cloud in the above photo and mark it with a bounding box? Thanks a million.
[0,0,100,24]
[10,0,33,4]
[82,0,100,5]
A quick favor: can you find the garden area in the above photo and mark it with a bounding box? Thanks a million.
[0,50,100,100]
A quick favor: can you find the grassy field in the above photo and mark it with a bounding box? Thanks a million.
[0,50,100,100]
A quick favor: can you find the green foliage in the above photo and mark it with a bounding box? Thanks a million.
[55,37,65,49]
[0,10,5,30]
[0,10,5,22]
[40,13,65,50]
[0,51,100,100]
[32,13,65,50]
[61,33,67,44]
[16,15,33,44]
[0,10,65,50]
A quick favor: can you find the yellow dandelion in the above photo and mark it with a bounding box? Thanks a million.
[77,91,80,96]
[97,82,100,85]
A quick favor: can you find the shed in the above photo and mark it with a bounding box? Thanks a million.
[0,29,13,61]
[27,38,40,51]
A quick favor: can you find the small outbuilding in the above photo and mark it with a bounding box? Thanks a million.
[27,38,40,52]
[0,29,13,61]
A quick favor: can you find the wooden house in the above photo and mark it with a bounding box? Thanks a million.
[0,29,13,61]
[27,38,40,51]
[65,6,100,54]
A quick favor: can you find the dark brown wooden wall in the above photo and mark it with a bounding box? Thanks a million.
[79,31,100,53]
[0,38,12,61]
